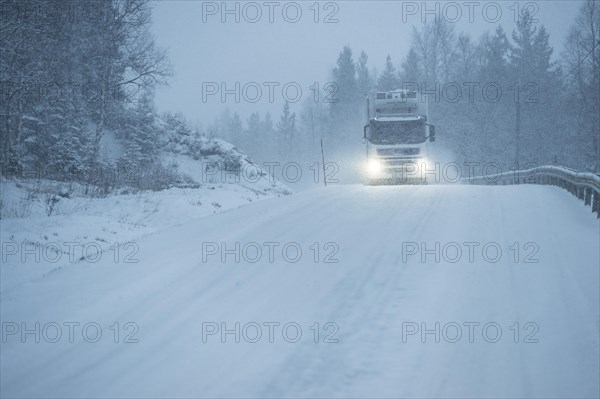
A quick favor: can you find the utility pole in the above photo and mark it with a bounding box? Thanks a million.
[320,138,327,187]
[516,100,521,168]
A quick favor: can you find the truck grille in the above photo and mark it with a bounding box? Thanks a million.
[384,159,421,167]
[377,148,420,157]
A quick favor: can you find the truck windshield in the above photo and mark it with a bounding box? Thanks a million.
[369,119,427,145]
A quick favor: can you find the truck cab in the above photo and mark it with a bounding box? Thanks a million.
[363,90,435,184]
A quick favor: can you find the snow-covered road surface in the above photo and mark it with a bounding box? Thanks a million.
[1,184,599,398]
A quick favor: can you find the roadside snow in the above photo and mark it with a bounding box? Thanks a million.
[1,170,290,292]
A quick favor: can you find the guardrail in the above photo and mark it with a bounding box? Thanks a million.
[463,165,600,218]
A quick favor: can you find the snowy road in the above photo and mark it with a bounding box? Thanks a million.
[1,184,599,398]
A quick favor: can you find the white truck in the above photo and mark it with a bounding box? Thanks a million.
[363,89,435,184]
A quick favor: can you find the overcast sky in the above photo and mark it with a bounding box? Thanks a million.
[151,0,583,128]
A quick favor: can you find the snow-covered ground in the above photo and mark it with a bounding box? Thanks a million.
[0,164,290,291]
[1,183,598,398]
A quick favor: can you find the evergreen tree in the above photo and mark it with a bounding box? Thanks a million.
[276,102,296,153]
[510,10,538,82]
[246,113,262,136]
[479,26,510,83]
[48,115,88,181]
[509,10,561,166]
[401,48,421,85]
[243,112,262,156]
[262,112,275,136]
[330,46,359,130]
[300,96,326,146]
[377,55,400,91]
[228,112,244,145]
[356,51,373,98]
[260,112,276,159]
[119,89,159,177]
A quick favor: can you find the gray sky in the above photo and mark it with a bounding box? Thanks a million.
[151,0,582,127]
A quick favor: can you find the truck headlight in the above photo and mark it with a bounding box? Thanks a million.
[367,158,383,176]
[416,158,429,171]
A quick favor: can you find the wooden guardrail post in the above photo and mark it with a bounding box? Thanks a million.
[585,188,592,206]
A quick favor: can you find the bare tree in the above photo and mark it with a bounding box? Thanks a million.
[563,0,600,170]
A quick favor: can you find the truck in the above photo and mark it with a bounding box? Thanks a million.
[363,89,435,184]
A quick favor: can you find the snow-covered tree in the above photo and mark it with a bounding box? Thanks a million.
[276,102,297,153]
[377,55,400,91]
[561,0,600,171]
[401,48,422,85]
[356,51,374,98]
